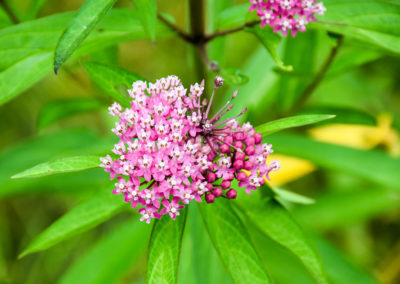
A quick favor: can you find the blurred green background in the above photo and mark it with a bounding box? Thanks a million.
[1,0,400,283]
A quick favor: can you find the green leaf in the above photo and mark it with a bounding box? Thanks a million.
[146,209,187,284]
[294,188,400,231]
[0,129,114,196]
[217,4,249,30]
[19,189,125,258]
[255,114,335,136]
[220,68,249,86]
[84,62,143,107]
[312,235,379,284]
[37,98,104,130]
[198,199,272,284]
[25,0,49,20]
[132,0,157,42]
[267,133,400,188]
[246,25,292,71]
[238,196,328,284]
[54,0,117,73]
[60,217,151,284]
[314,0,400,54]
[271,187,315,205]
[0,52,52,106]
[11,156,101,179]
[0,5,13,28]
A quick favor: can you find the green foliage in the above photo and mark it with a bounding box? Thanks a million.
[84,62,143,107]
[146,209,187,284]
[268,133,400,188]
[12,155,101,178]
[245,25,292,71]
[37,98,104,130]
[132,0,157,42]
[20,189,125,258]
[54,0,117,73]
[60,217,151,284]
[238,195,328,284]
[198,199,272,284]
[255,114,335,136]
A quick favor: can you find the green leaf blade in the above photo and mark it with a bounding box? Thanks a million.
[60,217,151,284]
[198,199,272,284]
[84,62,143,107]
[12,156,101,179]
[239,197,328,284]
[267,133,400,188]
[132,0,157,42]
[256,114,335,136]
[146,210,187,284]
[19,189,125,258]
[54,0,117,73]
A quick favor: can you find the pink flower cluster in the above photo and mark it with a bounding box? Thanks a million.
[249,0,326,36]
[100,75,280,223]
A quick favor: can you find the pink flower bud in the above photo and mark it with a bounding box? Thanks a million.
[206,172,216,182]
[233,160,244,170]
[221,180,231,189]
[235,152,246,160]
[254,133,262,144]
[244,160,253,170]
[245,137,255,146]
[234,132,245,141]
[206,183,214,191]
[220,144,230,153]
[224,135,234,145]
[245,146,255,156]
[226,189,237,199]
[237,172,247,181]
[226,173,235,181]
[205,193,215,203]
[213,187,223,197]
[234,141,243,149]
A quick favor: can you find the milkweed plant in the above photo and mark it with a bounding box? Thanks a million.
[3,0,400,283]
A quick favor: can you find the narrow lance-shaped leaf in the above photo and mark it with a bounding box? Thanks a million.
[60,217,151,284]
[198,199,272,284]
[132,0,157,42]
[84,62,143,107]
[146,209,187,284]
[11,156,101,179]
[37,98,104,130]
[54,0,117,73]
[267,133,400,188]
[255,114,335,136]
[237,194,328,284]
[245,25,292,71]
[19,189,125,258]
[0,52,53,106]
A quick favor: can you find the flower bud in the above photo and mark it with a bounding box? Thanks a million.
[254,133,262,144]
[226,189,237,199]
[213,187,223,197]
[221,180,231,189]
[205,193,215,203]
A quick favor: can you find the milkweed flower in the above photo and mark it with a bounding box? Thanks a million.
[101,75,280,223]
[249,0,326,36]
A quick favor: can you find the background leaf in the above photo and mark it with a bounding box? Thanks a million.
[238,195,328,284]
[198,199,272,284]
[37,98,104,130]
[84,62,143,107]
[146,209,187,284]
[60,217,151,284]
[54,0,117,72]
[267,133,400,188]
[132,0,157,42]
[255,114,335,136]
[12,155,101,179]
[19,189,125,258]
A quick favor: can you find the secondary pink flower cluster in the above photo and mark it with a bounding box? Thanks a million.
[100,75,280,223]
[249,0,326,36]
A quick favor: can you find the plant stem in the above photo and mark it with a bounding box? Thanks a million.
[189,0,207,82]
[291,35,344,113]
[157,13,194,43]
[204,20,260,42]
[0,0,19,24]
